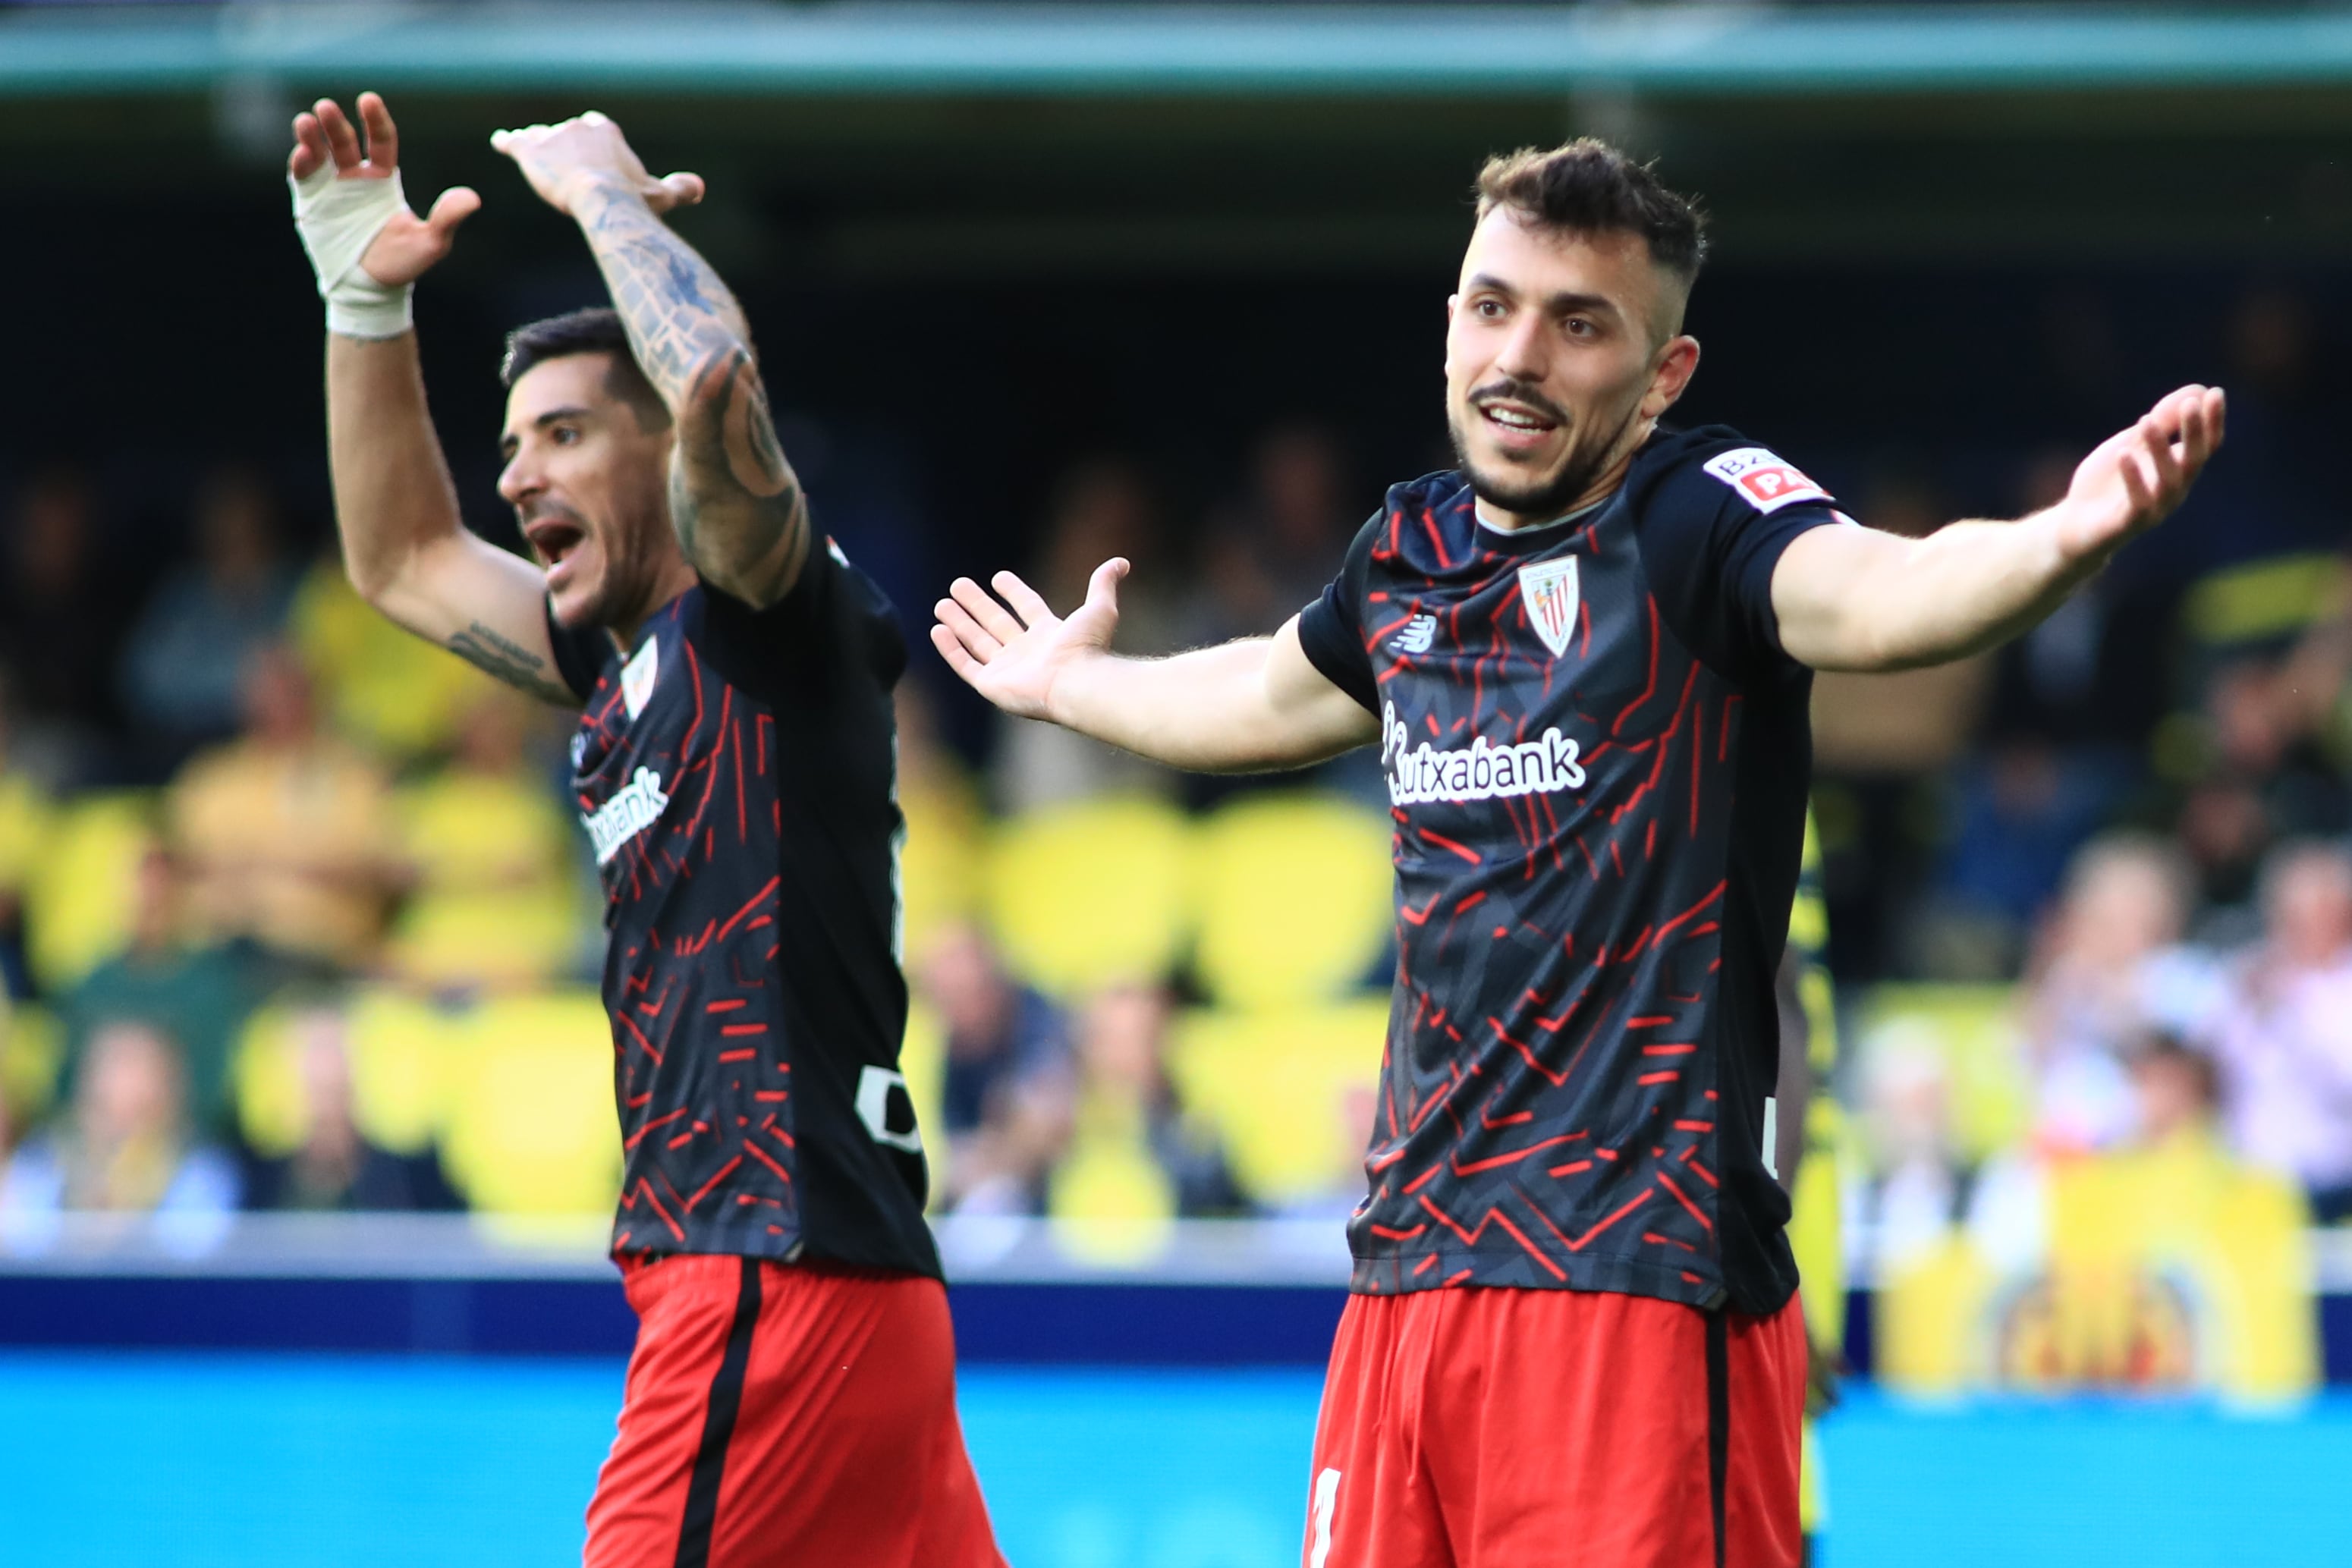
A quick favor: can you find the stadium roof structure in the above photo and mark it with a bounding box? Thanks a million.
[9,2,2352,99]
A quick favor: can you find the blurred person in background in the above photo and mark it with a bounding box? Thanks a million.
[938,136,2222,1566]
[241,1002,459,1212]
[2209,840,2352,1221]
[61,843,256,1142]
[118,463,300,768]
[0,1018,239,1221]
[1048,982,1246,1222]
[388,685,583,988]
[2020,833,2225,1155]
[0,466,124,784]
[1183,422,1356,646]
[918,921,1069,1206]
[994,458,1179,812]
[290,94,1003,1565]
[168,645,396,973]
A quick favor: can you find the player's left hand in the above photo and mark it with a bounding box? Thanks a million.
[2051,384,2226,563]
[490,111,705,218]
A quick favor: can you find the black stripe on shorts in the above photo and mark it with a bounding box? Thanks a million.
[676,1257,764,1568]
[1706,1308,1730,1568]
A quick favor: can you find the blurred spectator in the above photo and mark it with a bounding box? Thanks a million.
[59,844,255,1140]
[995,457,1180,812]
[1183,422,1354,646]
[0,467,124,781]
[923,922,1073,1214]
[1049,982,1247,1220]
[1810,479,1994,979]
[388,687,583,988]
[168,646,396,971]
[118,465,298,765]
[2021,833,2225,1154]
[0,669,55,998]
[241,1004,461,1212]
[2208,841,2352,1221]
[1271,1081,1377,1223]
[0,1019,238,1218]
[2127,1033,2224,1156]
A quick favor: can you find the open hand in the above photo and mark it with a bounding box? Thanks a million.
[289,93,478,288]
[930,561,1127,721]
[490,111,704,218]
[2052,385,2227,564]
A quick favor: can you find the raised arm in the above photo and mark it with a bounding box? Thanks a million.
[932,559,1378,771]
[292,93,580,706]
[1772,385,2225,673]
[492,113,810,610]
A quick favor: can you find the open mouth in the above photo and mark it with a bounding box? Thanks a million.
[1477,400,1561,438]
[523,514,588,577]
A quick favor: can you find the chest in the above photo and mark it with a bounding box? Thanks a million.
[1369,517,1702,762]
[571,628,722,875]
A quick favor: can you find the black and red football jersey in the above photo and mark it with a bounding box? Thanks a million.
[549,539,936,1277]
[1296,425,1842,1314]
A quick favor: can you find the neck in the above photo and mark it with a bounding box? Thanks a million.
[610,558,700,646]
[1472,413,1654,533]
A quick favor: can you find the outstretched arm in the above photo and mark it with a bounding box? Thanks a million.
[492,113,809,610]
[1773,385,2225,673]
[293,93,579,707]
[932,560,1378,771]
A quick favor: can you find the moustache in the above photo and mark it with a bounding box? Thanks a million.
[1466,379,1570,428]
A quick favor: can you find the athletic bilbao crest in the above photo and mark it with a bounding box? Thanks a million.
[1518,556,1580,658]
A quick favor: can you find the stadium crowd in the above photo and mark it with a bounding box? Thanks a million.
[0,282,2345,1265]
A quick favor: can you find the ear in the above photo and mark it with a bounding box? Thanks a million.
[1641,335,1701,420]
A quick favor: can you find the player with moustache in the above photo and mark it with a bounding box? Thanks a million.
[933,140,2223,1568]
[288,94,1005,1568]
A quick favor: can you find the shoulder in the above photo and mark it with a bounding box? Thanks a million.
[1358,470,1477,574]
[1627,424,1838,523]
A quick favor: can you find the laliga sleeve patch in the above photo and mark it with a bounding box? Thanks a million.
[1701,447,1833,514]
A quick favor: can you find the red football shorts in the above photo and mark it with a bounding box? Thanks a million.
[1301,1287,1806,1568]
[584,1253,1005,1568]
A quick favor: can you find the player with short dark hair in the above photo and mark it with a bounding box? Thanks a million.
[288,93,1003,1568]
[933,137,2222,1566]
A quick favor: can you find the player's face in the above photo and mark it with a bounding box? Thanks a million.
[497,354,678,631]
[1444,211,1700,524]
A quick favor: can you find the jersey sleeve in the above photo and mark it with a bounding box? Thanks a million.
[543,602,609,704]
[1639,439,1847,687]
[1294,510,1385,714]
[693,534,898,705]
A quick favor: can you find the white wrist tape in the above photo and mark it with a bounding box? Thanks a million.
[288,163,414,339]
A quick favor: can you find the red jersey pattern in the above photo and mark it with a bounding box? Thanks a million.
[1297,427,1838,1313]
[554,543,937,1276]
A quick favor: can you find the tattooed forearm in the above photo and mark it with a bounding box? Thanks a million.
[448,621,577,706]
[571,179,810,608]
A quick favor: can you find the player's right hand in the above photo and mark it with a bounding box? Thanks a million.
[289,92,480,288]
[930,560,1127,721]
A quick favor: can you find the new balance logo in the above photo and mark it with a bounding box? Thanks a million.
[583,767,670,866]
[1393,614,1437,655]
[1380,701,1586,808]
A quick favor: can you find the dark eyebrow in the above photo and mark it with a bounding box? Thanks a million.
[498,404,596,458]
[1464,274,1625,323]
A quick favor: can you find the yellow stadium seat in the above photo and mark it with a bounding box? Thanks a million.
[230,1002,309,1160]
[0,771,55,902]
[439,989,619,1218]
[1168,1000,1390,1206]
[1,1002,64,1127]
[1855,983,2030,1165]
[344,988,461,1155]
[2181,551,2347,649]
[981,795,1193,997]
[292,561,498,760]
[1192,792,1394,1009]
[897,770,984,967]
[1047,1105,1178,1267]
[389,769,587,988]
[23,792,157,995]
[897,998,948,1183]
